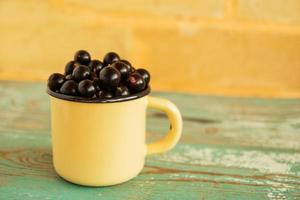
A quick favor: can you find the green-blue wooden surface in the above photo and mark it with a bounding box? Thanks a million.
[0,81,299,200]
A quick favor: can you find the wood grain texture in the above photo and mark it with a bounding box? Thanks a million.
[0,81,300,199]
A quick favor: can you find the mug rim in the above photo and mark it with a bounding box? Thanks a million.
[47,86,151,103]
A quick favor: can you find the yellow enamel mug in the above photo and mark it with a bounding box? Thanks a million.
[47,87,182,186]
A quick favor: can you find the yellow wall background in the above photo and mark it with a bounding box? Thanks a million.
[0,0,300,98]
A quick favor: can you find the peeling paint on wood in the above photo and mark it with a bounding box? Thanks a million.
[0,81,299,200]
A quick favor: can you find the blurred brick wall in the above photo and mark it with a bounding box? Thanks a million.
[0,0,300,97]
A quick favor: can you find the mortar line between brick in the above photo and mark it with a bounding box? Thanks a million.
[75,12,300,34]
[95,16,300,34]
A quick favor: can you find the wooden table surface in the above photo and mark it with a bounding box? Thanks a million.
[0,81,299,200]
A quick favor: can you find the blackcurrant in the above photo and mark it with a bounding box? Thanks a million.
[114,86,130,97]
[88,59,104,75]
[119,59,133,72]
[72,65,91,82]
[64,61,78,75]
[65,74,72,80]
[111,61,130,80]
[98,90,113,99]
[60,80,78,96]
[103,52,120,66]
[136,68,150,85]
[119,59,132,68]
[74,50,91,65]
[126,73,146,92]
[93,78,101,92]
[47,73,65,91]
[99,66,121,88]
[78,80,96,97]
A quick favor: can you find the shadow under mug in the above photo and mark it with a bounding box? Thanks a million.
[47,87,182,186]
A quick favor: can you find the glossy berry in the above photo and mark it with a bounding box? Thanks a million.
[47,73,65,91]
[103,52,120,66]
[126,73,146,92]
[136,68,150,85]
[74,50,91,65]
[78,80,96,97]
[88,59,104,75]
[72,65,91,82]
[64,61,78,75]
[93,78,101,92]
[119,59,133,71]
[98,90,113,99]
[120,59,132,68]
[65,74,72,80]
[99,66,121,87]
[114,86,130,97]
[60,80,78,95]
[111,61,130,80]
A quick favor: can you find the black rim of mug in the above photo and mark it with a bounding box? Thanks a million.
[47,86,151,103]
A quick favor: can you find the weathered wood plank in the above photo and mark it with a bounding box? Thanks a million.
[0,81,300,199]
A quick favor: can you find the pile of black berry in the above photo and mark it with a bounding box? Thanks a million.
[47,50,150,99]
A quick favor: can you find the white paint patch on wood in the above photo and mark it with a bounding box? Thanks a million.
[156,145,300,175]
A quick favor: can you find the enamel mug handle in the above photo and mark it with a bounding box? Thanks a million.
[146,96,183,155]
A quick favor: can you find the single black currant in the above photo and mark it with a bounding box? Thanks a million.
[60,80,78,95]
[74,50,91,65]
[88,59,104,75]
[65,74,72,80]
[93,78,101,92]
[47,73,65,91]
[119,59,133,72]
[111,61,130,80]
[103,52,120,66]
[126,73,146,92]
[78,80,96,97]
[98,90,113,99]
[64,61,78,75]
[72,65,91,82]
[114,86,130,97]
[119,59,132,68]
[135,68,150,85]
[99,66,121,87]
